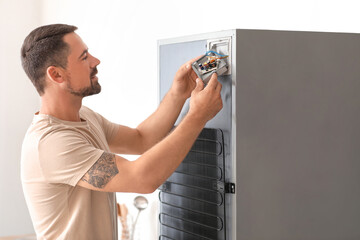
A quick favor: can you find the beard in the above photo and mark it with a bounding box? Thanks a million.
[66,68,101,97]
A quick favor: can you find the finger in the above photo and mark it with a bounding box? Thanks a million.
[192,78,204,93]
[187,69,199,84]
[216,82,222,93]
[206,73,218,89]
[117,203,121,216]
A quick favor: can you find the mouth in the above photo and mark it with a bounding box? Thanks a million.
[90,68,98,80]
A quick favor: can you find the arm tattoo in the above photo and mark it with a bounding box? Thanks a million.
[81,152,119,189]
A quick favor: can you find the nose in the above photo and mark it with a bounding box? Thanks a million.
[90,53,101,67]
[94,56,101,66]
[93,56,101,66]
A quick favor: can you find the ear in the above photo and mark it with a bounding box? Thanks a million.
[46,66,65,84]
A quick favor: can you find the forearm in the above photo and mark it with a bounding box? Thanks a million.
[136,89,187,152]
[134,113,206,191]
[86,74,222,194]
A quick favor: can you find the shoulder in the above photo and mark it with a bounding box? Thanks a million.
[80,105,102,122]
[80,105,96,117]
[23,115,63,146]
[22,117,85,167]
[27,115,88,148]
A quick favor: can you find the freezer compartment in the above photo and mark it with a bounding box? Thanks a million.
[159,128,227,240]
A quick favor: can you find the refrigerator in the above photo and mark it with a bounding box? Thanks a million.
[157,29,360,240]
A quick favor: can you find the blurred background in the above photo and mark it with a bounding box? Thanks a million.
[1,0,360,238]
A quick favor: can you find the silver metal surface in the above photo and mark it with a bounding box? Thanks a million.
[158,29,360,240]
[234,29,360,240]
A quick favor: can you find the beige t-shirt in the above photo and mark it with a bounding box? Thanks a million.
[21,106,120,240]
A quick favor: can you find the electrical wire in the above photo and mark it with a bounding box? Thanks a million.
[198,50,229,72]
[205,50,228,57]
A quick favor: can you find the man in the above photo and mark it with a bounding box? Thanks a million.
[20,24,222,239]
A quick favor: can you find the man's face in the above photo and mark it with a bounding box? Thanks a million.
[63,33,101,97]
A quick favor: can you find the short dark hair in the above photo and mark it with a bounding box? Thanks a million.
[21,24,78,95]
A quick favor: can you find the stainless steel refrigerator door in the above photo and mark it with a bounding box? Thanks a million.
[159,29,360,240]
[235,29,360,240]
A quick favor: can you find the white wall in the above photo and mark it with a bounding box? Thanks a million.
[0,0,42,236]
[2,0,360,238]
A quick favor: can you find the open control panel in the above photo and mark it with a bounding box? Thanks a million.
[191,37,231,84]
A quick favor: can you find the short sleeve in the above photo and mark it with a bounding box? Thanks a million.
[96,113,119,143]
[38,128,104,186]
[81,106,119,144]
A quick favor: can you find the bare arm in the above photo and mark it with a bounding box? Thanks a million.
[107,91,187,155]
[109,57,200,155]
[78,73,222,193]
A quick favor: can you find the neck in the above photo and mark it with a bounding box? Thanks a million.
[40,92,83,122]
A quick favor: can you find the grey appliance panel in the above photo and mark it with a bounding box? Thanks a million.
[235,29,360,239]
[159,40,206,107]
[159,37,234,240]
[159,39,233,180]
[159,29,360,240]
[159,41,232,135]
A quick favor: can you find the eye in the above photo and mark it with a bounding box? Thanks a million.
[81,52,89,61]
